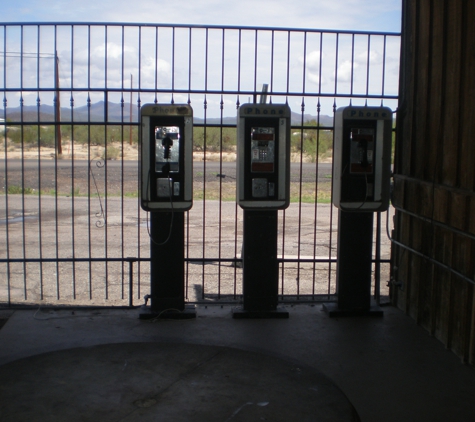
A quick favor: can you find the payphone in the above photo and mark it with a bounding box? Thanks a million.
[234,103,291,318]
[140,104,193,212]
[139,103,195,319]
[325,105,392,317]
[332,106,392,212]
[237,103,291,210]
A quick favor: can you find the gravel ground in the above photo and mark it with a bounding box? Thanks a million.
[0,195,392,307]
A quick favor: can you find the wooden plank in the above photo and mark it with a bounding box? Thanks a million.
[432,225,454,347]
[451,232,473,278]
[426,0,445,183]
[458,0,475,190]
[392,241,408,311]
[412,0,432,180]
[413,214,434,328]
[417,180,433,219]
[449,192,469,232]
[406,215,421,314]
[417,258,434,331]
[397,0,418,177]
[441,0,463,186]
[470,196,475,236]
[448,277,471,360]
[404,178,417,214]
[392,176,405,209]
[408,253,421,321]
[434,267,451,345]
[394,212,412,312]
[470,290,475,366]
[409,212,423,252]
[433,224,453,270]
[420,217,433,257]
[433,185,449,225]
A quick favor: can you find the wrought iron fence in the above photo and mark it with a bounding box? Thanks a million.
[0,23,399,307]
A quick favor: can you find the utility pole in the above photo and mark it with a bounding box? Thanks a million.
[129,74,133,145]
[54,51,62,155]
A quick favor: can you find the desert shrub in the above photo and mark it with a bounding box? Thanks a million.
[291,125,333,162]
[102,145,121,160]
[193,126,236,152]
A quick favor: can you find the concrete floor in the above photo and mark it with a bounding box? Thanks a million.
[1,304,475,421]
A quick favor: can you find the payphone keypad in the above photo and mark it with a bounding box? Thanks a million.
[251,127,275,173]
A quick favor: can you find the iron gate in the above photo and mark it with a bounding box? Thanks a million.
[0,23,399,307]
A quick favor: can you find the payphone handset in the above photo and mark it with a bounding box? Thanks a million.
[237,103,291,210]
[332,106,392,212]
[140,104,193,212]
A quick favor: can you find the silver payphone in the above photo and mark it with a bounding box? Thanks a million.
[332,106,392,212]
[140,104,193,212]
[237,103,291,210]
[234,102,291,318]
[139,103,196,320]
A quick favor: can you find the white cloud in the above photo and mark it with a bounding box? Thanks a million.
[299,50,323,87]
[337,60,357,82]
[305,51,322,70]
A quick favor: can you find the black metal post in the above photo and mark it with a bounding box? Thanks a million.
[374,212,381,304]
[323,210,383,317]
[140,211,195,319]
[233,210,288,318]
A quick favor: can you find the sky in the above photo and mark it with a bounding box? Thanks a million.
[2,0,402,33]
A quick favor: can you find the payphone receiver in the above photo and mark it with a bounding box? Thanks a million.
[162,136,173,160]
[332,106,392,212]
[140,104,193,212]
[237,103,291,210]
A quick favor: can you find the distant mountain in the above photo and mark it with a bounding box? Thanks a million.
[3,101,138,123]
[3,101,333,127]
[290,112,333,127]
[194,112,333,127]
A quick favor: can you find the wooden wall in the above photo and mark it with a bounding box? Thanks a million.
[392,0,475,363]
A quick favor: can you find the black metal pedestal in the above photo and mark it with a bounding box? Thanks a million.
[140,211,196,320]
[323,210,383,317]
[232,210,289,319]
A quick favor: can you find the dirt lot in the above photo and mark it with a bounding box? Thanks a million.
[0,192,392,307]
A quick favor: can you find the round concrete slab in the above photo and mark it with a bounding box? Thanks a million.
[0,342,359,421]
